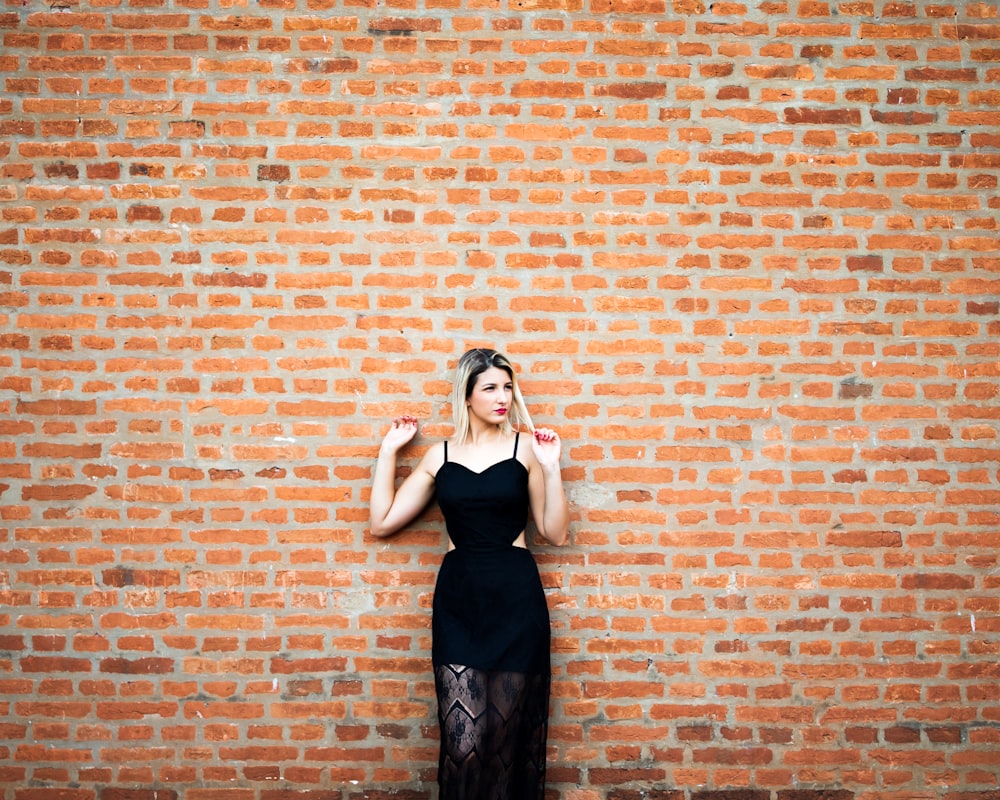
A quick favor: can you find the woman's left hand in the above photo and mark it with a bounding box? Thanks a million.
[530,427,562,470]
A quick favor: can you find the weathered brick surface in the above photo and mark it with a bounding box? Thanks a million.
[1,0,998,797]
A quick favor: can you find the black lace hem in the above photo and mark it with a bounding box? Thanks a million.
[434,663,549,800]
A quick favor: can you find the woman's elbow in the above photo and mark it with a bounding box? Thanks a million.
[368,517,397,539]
[545,526,569,547]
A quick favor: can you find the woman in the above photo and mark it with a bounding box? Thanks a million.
[370,348,569,800]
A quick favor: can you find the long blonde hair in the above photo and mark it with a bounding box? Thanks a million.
[451,348,533,445]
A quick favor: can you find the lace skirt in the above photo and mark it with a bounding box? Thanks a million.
[432,547,551,800]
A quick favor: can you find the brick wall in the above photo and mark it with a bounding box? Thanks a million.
[1,0,999,797]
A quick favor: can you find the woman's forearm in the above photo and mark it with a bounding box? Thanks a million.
[369,447,399,537]
[540,465,569,546]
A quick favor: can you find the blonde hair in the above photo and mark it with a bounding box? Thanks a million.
[451,348,533,445]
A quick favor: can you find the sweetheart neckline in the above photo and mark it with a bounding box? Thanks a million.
[440,457,527,477]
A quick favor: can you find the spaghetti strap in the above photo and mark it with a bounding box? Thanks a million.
[513,431,519,457]
[444,440,448,462]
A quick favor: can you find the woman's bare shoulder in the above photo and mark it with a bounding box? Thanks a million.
[418,440,447,478]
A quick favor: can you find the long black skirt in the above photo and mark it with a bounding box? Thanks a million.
[432,546,551,800]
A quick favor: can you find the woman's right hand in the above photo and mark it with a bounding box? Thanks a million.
[380,415,419,455]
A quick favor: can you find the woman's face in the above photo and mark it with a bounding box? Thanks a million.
[467,366,513,426]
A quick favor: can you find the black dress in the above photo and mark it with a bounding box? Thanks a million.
[432,433,550,800]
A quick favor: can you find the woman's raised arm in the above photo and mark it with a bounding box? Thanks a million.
[369,416,438,538]
[526,427,569,546]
